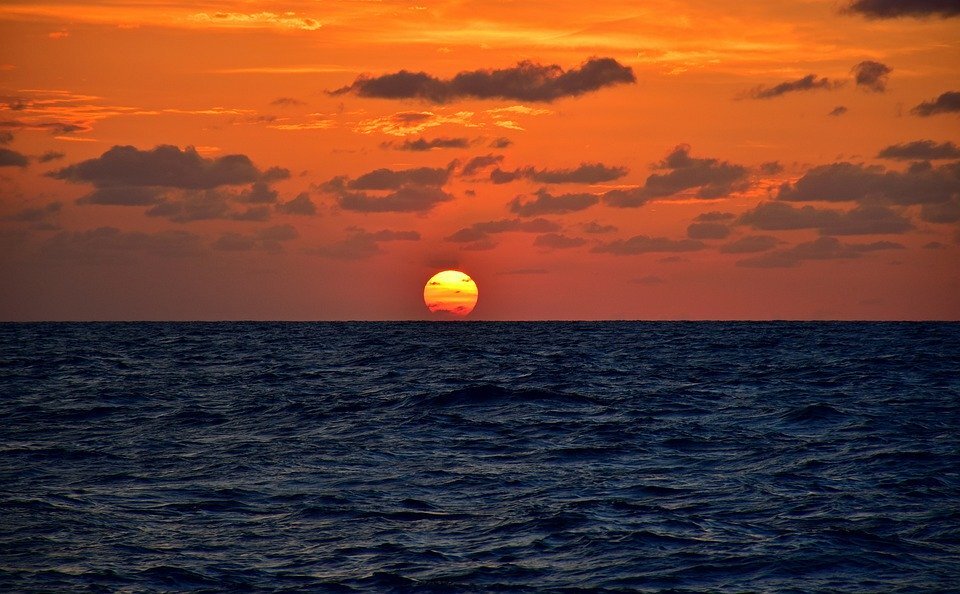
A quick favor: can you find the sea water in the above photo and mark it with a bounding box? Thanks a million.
[2,322,958,592]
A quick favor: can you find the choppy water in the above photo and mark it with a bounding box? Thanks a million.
[1,322,959,592]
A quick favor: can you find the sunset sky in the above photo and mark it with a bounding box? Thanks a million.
[1,0,958,320]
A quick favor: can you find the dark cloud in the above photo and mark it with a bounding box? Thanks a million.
[878,140,960,160]
[911,91,960,116]
[490,137,512,148]
[920,198,960,223]
[737,236,904,268]
[312,228,419,259]
[38,151,66,163]
[328,164,453,191]
[0,131,13,144]
[329,57,636,103]
[853,61,892,92]
[461,154,504,176]
[490,168,520,184]
[758,162,784,175]
[497,162,628,185]
[719,235,781,254]
[0,147,29,168]
[214,224,299,252]
[236,181,279,204]
[829,105,849,116]
[509,188,599,216]
[844,0,960,19]
[4,201,62,230]
[592,235,705,255]
[212,232,256,251]
[336,186,455,213]
[321,163,456,213]
[581,221,617,233]
[276,192,317,216]
[686,222,731,239]
[604,145,749,207]
[77,186,162,206]
[51,145,268,189]
[738,201,913,235]
[694,211,736,222]
[41,226,203,262]
[270,97,305,107]
[777,160,960,205]
[385,137,471,151]
[145,191,233,223]
[748,74,841,99]
[446,218,560,243]
[231,206,272,222]
[923,241,947,249]
[534,233,587,249]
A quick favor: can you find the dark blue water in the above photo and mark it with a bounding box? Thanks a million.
[1,322,959,593]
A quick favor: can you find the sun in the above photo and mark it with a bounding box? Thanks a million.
[423,270,478,317]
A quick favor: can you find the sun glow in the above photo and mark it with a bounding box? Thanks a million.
[423,270,478,317]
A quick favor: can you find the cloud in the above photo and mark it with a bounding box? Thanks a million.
[270,97,305,107]
[758,162,784,175]
[213,224,299,252]
[189,12,322,31]
[694,211,736,222]
[354,110,476,136]
[686,222,731,239]
[321,164,457,213]
[145,190,234,222]
[719,235,781,254]
[446,218,560,243]
[327,164,454,191]
[490,137,512,148]
[777,160,960,205]
[748,74,841,99]
[461,154,504,176]
[4,201,62,230]
[534,233,587,249]
[336,187,455,213]
[581,221,617,234]
[52,144,272,192]
[509,188,599,216]
[843,1,960,19]
[920,198,960,223]
[592,235,705,255]
[236,181,278,204]
[604,145,749,207]
[738,201,913,235]
[737,236,904,268]
[877,140,960,161]
[37,151,66,163]
[911,91,960,116]
[312,228,419,259]
[276,192,317,215]
[0,131,13,144]
[492,162,628,185]
[0,147,29,167]
[329,57,635,103]
[829,106,849,116]
[384,136,471,151]
[853,61,892,92]
[41,226,203,262]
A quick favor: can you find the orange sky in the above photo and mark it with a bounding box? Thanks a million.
[1,0,958,320]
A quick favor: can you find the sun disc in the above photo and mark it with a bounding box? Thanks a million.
[423,270,478,317]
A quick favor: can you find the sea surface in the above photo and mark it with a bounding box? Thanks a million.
[1,322,959,593]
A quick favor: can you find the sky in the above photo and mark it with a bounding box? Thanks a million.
[1,0,958,320]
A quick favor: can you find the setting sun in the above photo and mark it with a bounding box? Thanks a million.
[423,270,478,317]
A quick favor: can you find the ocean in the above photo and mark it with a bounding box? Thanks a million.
[1,322,958,592]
